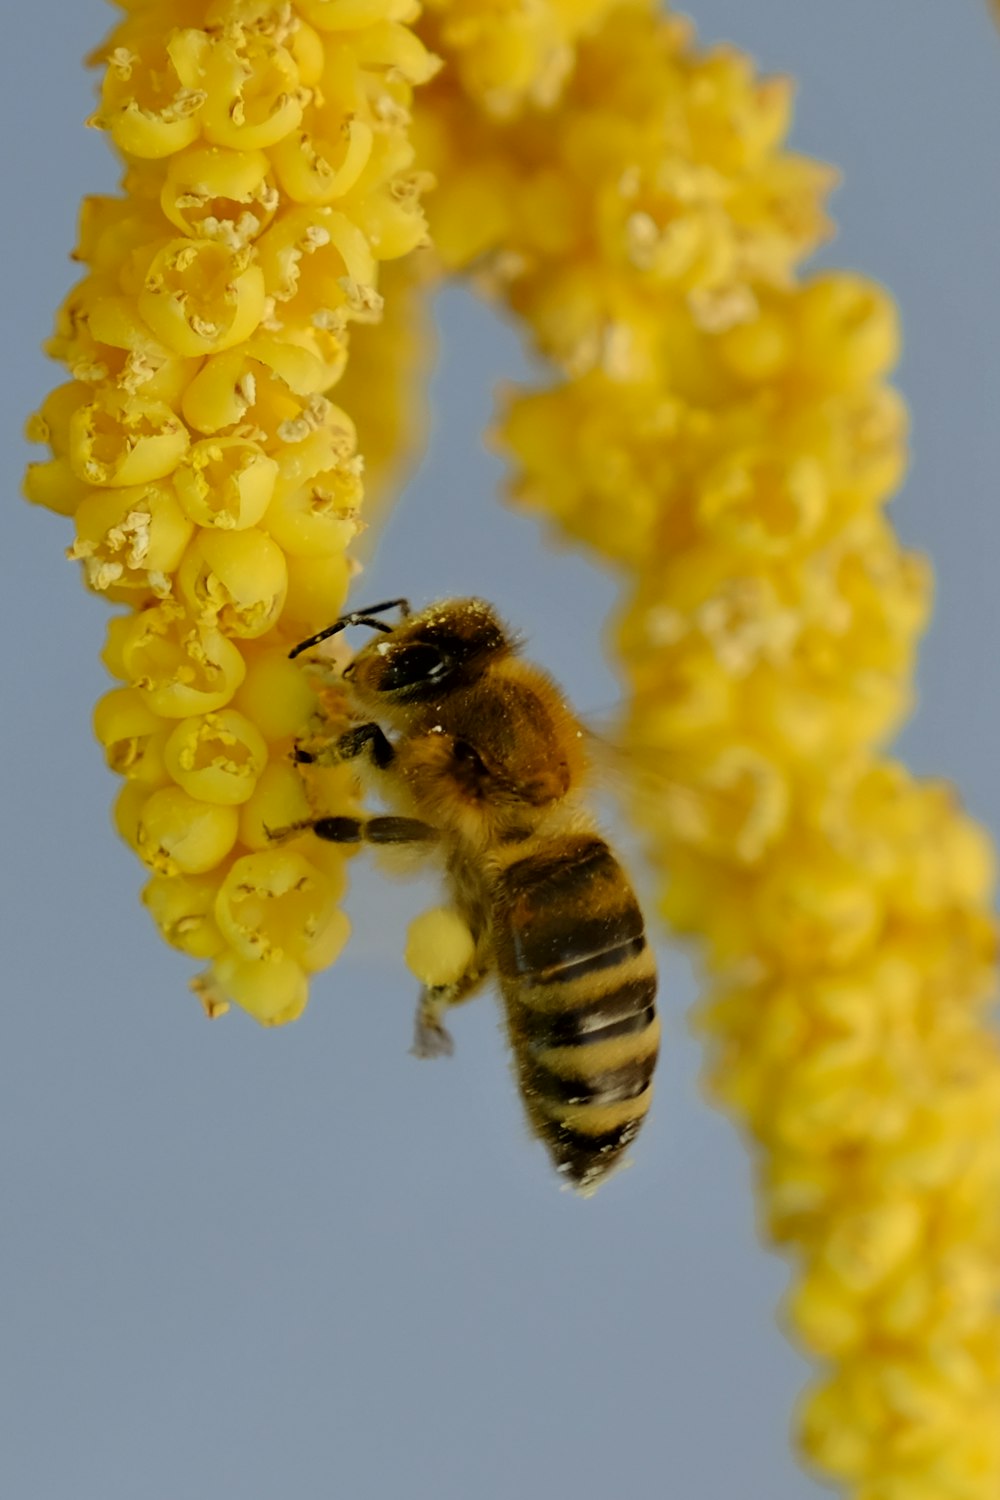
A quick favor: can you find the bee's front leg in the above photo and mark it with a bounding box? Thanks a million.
[293,721,395,771]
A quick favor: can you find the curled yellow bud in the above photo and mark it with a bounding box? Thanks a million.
[698,449,827,556]
[717,305,792,383]
[214,846,348,965]
[196,31,305,151]
[793,273,901,390]
[97,36,204,159]
[237,761,313,850]
[352,21,440,84]
[139,239,267,357]
[134,784,239,874]
[181,346,306,436]
[69,389,189,487]
[70,481,194,592]
[820,1196,922,1295]
[279,551,351,639]
[211,949,309,1026]
[176,528,288,637]
[114,781,152,853]
[118,602,247,716]
[173,438,277,529]
[799,1375,874,1481]
[787,1262,865,1359]
[754,847,883,972]
[142,871,227,959]
[657,744,789,866]
[163,709,269,805]
[27,381,90,456]
[256,205,376,309]
[264,449,362,557]
[270,118,374,204]
[23,458,87,517]
[93,687,171,786]
[232,644,318,741]
[161,145,278,245]
[285,18,326,86]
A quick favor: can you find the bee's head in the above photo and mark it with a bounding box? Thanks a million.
[344,598,512,705]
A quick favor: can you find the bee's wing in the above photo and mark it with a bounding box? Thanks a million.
[581,717,791,867]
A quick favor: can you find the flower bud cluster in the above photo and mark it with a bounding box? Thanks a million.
[414,0,1000,1492]
[26,0,437,1023]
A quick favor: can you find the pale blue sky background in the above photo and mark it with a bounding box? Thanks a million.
[3,4,1000,1498]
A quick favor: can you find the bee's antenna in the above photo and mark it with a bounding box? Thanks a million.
[288,598,411,659]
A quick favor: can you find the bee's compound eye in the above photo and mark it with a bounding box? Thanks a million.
[381,642,453,692]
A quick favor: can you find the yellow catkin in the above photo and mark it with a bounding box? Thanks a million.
[26,0,438,1019]
[409,1,1000,1495]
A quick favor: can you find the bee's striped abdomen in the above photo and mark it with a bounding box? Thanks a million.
[492,837,659,1190]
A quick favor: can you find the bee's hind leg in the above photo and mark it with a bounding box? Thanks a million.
[410,972,479,1056]
[412,967,488,1060]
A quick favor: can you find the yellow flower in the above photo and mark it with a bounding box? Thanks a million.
[26,0,437,1021]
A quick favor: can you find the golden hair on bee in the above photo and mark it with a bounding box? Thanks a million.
[287,597,659,1192]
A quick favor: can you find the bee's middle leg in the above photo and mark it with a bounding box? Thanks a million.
[275,814,438,847]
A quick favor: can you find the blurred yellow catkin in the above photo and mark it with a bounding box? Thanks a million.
[25,1,1000,1494]
[411,3,1000,1495]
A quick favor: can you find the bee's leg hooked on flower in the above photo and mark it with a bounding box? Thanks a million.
[293,722,395,770]
[269,814,439,846]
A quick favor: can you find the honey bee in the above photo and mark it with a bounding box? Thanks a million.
[287,598,659,1191]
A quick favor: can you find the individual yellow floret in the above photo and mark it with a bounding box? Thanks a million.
[176,527,289,637]
[173,438,278,529]
[214,846,348,967]
[138,239,267,356]
[231,642,319,741]
[93,686,172,786]
[176,26,306,151]
[133,784,240,875]
[95,34,206,159]
[69,388,190,488]
[163,709,269,805]
[210,950,309,1026]
[142,871,228,959]
[69,481,194,592]
[237,760,314,851]
[161,144,279,245]
[115,603,247,717]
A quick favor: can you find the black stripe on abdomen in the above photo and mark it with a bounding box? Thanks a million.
[516,972,657,1050]
[493,838,645,980]
[523,1050,657,1108]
